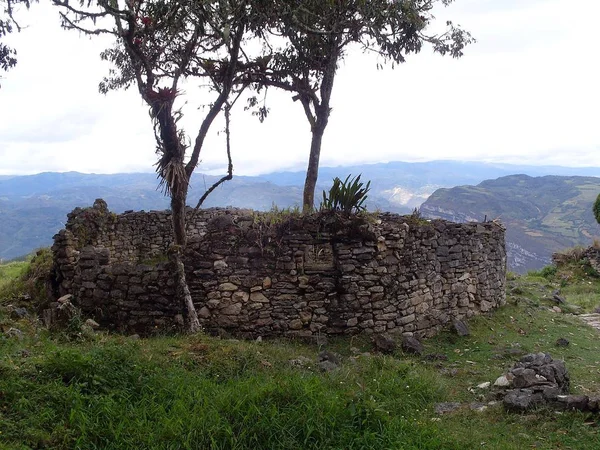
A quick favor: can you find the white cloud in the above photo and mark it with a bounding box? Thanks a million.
[0,0,598,176]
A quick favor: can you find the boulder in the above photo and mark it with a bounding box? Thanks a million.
[372,334,396,354]
[401,336,424,355]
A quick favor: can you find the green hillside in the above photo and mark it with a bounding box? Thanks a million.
[421,175,600,272]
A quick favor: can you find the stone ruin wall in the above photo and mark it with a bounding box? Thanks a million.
[51,200,507,338]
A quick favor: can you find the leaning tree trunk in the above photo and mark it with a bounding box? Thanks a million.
[302,126,325,213]
[170,178,201,333]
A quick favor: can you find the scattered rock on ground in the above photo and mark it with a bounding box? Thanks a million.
[317,350,342,372]
[494,375,512,388]
[10,307,29,320]
[439,368,459,377]
[469,402,488,412]
[423,353,448,361]
[401,336,424,355]
[6,327,23,340]
[503,389,546,412]
[289,356,313,368]
[553,291,566,304]
[372,334,396,354]
[452,320,470,336]
[555,338,569,347]
[434,402,462,415]
[495,353,600,413]
[318,350,341,365]
[318,360,339,372]
[85,319,100,329]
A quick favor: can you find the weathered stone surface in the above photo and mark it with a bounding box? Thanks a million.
[498,353,581,413]
[51,205,506,337]
[494,375,512,388]
[434,402,462,415]
[401,336,424,355]
[452,320,470,336]
[250,292,269,303]
[10,307,29,320]
[84,318,100,329]
[5,327,23,340]
[222,303,242,316]
[503,389,545,412]
[372,334,396,354]
[219,283,238,292]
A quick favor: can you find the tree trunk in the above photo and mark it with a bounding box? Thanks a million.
[170,179,201,333]
[301,39,339,214]
[302,126,325,213]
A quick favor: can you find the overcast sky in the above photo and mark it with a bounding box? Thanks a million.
[1,0,599,176]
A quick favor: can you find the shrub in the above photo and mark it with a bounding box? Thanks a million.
[539,265,558,279]
[320,174,371,214]
[594,194,600,224]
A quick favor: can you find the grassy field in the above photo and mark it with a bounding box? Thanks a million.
[0,261,28,291]
[1,256,600,449]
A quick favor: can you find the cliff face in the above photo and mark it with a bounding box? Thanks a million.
[421,175,600,273]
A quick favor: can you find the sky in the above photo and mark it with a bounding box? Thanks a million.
[0,0,599,176]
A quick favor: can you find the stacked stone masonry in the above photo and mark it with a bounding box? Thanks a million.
[52,200,507,337]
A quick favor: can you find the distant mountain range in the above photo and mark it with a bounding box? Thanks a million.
[421,175,600,272]
[1,160,600,267]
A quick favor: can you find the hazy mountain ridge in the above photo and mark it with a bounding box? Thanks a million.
[421,175,600,273]
[2,161,600,261]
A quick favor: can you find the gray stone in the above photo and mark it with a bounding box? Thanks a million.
[10,307,29,319]
[372,334,396,354]
[221,303,242,316]
[318,350,341,365]
[6,327,23,340]
[503,389,545,412]
[494,375,512,388]
[434,402,462,415]
[452,320,470,336]
[289,356,313,368]
[587,396,600,412]
[57,294,73,304]
[318,360,339,372]
[469,402,488,412]
[219,283,238,292]
[250,292,269,303]
[84,318,100,329]
[401,336,424,355]
[564,395,590,411]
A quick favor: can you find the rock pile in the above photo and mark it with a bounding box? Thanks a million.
[499,353,600,412]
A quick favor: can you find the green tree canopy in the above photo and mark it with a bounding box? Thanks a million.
[244,0,474,211]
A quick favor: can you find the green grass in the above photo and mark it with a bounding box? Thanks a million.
[1,258,600,449]
[0,261,28,291]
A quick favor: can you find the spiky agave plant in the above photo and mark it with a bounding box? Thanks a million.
[320,174,371,213]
